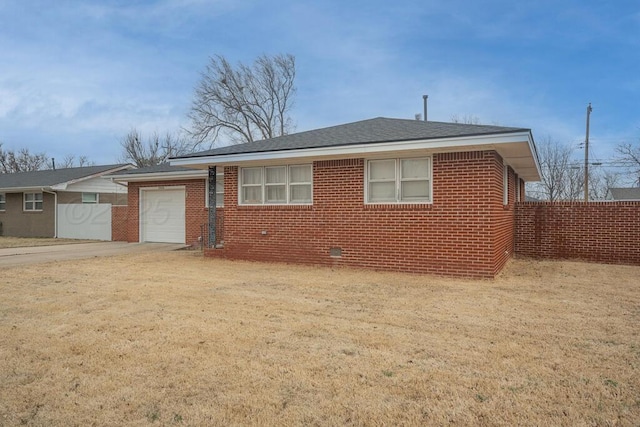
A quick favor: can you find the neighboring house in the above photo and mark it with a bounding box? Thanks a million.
[0,164,131,239]
[609,187,640,201]
[108,163,223,246]
[170,117,541,278]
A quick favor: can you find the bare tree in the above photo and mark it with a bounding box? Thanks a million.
[615,140,640,186]
[589,168,621,200]
[564,164,585,200]
[0,143,48,173]
[450,114,481,125]
[57,155,94,169]
[119,129,198,167]
[188,53,296,145]
[526,137,583,201]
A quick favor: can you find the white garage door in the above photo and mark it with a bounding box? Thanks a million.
[140,188,185,243]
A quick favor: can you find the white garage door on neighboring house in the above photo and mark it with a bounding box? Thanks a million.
[140,187,185,244]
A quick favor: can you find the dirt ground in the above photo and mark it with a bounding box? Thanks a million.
[0,252,638,426]
[0,236,97,249]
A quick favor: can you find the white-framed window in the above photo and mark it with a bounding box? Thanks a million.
[205,173,225,208]
[241,167,263,204]
[24,192,43,211]
[0,193,5,211]
[503,165,509,205]
[288,164,312,203]
[239,164,312,205]
[216,173,224,207]
[82,193,98,204]
[366,157,431,203]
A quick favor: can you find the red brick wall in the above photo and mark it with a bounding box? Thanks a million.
[125,179,209,246]
[111,205,128,241]
[209,150,512,278]
[515,202,640,265]
[493,163,517,275]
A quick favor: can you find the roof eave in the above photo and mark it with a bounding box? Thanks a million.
[59,165,135,188]
[171,131,541,181]
[0,186,53,193]
[109,169,208,183]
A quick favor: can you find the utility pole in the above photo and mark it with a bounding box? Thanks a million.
[584,103,592,202]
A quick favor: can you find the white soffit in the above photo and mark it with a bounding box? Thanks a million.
[172,132,540,181]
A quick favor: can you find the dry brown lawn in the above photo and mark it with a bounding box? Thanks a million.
[0,252,638,426]
[0,236,97,249]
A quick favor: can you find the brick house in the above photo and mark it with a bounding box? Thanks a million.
[0,164,131,239]
[171,117,540,278]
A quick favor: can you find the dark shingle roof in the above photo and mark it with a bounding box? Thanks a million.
[610,187,640,200]
[0,164,130,190]
[176,117,529,159]
[110,163,201,176]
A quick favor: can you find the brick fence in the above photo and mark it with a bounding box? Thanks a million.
[515,201,640,265]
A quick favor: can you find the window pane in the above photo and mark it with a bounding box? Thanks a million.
[290,185,311,203]
[266,166,286,184]
[369,160,395,180]
[242,168,262,185]
[25,193,34,202]
[35,193,43,202]
[266,185,286,203]
[401,159,429,179]
[369,181,396,202]
[35,201,43,210]
[401,180,430,200]
[216,175,224,207]
[242,186,262,204]
[290,165,311,183]
[82,193,97,203]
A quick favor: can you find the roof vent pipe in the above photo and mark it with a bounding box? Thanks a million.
[422,95,428,121]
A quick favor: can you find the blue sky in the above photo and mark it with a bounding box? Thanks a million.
[0,0,638,168]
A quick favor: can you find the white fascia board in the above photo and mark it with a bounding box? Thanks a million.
[59,165,135,187]
[171,131,534,167]
[0,186,53,193]
[0,185,57,194]
[109,170,208,183]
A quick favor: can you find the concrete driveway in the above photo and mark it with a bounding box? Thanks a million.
[0,242,187,267]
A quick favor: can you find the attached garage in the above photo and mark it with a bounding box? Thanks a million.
[108,165,212,247]
[140,187,186,243]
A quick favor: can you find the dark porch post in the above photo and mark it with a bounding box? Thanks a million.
[208,166,216,248]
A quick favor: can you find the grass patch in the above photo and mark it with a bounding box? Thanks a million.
[0,253,638,425]
[0,236,96,248]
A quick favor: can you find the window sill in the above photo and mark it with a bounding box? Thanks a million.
[364,203,433,210]
[237,204,313,210]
